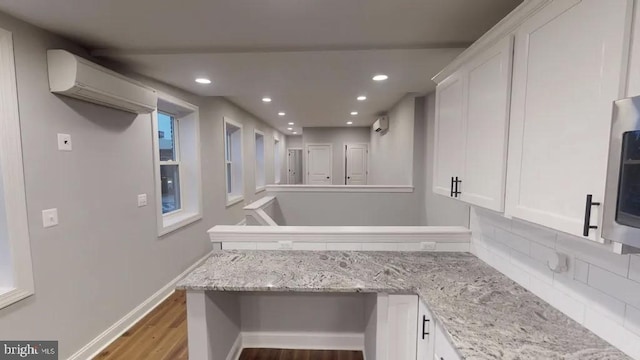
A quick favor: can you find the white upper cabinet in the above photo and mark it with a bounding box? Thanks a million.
[505,0,633,241]
[461,36,513,211]
[433,72,466,199]
[433,36,513,212]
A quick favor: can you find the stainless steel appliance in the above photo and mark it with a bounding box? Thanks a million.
[603,95,640,252]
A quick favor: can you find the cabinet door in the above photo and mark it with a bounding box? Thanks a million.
[460,36,514,212]
[385,295,418,360]
[416,300,435,360]
[433,72,466,198]
[506,0,632,240]
[434,323,461,360]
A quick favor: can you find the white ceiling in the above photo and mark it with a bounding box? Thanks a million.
[0,0,522,133]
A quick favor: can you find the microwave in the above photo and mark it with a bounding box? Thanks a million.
[603,95,640,253]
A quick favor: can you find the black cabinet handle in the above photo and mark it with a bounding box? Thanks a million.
[422,315,430,339]
[453,177,462,197]
[450,177,455,197]
[583,194,601,236]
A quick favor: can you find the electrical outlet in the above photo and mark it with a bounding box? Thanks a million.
[137,194,148,207]
[278,241,293,250]
[421,242,437,251]
[57,133,72,151]
[42,208,59,228]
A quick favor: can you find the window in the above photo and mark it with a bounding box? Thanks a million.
[255,130,265,191]
[158,112,181,214]
[153,93,202,235]
[274,137,282,184]
[224,118,244,205]
[0,27,34,309]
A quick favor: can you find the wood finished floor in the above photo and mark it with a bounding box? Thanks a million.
[95,290,364,360]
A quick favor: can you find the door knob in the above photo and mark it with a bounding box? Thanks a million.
[326,176,330,179]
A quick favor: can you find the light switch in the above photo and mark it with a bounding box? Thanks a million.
[137,194,148,207]
[57,133,72,151]
[42,208,58,228]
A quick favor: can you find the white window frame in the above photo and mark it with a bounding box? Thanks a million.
[224,117,244,206]
[152,92,203,236]
[274,134,282,184]
[254,129,266,193]
[0,27,35,309]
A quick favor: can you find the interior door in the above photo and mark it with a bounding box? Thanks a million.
[433,71,466,198]
[385,295,418,360]
[345,144,368,185]
[287,149,302,184]
[306,144,332,184]
[505,0,632,241]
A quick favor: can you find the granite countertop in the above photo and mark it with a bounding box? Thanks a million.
[177,251,629,360]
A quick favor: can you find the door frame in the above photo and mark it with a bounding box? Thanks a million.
[286,147,303,185]
[343,143,369,185]
[304,143,333,185]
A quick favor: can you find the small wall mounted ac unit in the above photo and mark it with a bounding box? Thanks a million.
[47,49,157,114]
[373,116,389,133]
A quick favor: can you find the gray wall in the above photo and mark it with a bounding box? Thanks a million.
[423,93,470,226]
[369,94,416,185]
[0,11,285,358]
[286,135,303,149]
[302,127,370,185]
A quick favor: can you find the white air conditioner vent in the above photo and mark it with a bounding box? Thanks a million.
[373,116,389,133]
[47,49,157,114]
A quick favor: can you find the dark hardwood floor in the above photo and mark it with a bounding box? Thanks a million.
[239,348,364,360]
[94,290,364,360]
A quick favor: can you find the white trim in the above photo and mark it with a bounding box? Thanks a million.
[209,225,471,243]
[226,195,244,208]
[240,331,364,351]
[235,218,247,226]
[0,27,35,310]
[432,0,551,83]
[224,117,244,204]
[226,334,243,360]
[243,195,276,210]
[255,186,266,194]
[68,250,214,360]
[305,143,333,185]
[153,92,203,237]
[266,185,413,193]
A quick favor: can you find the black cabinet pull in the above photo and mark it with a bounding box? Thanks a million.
[453,177,462,197]
[422,315,430,339]
[450,177,455,197]
[583,194,601,236]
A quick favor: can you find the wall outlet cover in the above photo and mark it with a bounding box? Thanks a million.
[137,194,148,207]
[42,208,59,228]
[57,133,72,151]
[421,242,437,251]
[278,241,293,250]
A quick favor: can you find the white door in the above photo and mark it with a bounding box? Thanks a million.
[505,0,632,241]
[460,36,513,212]
[416,300,435,360]
[385,295,418,360]
[433,71,466,198]
[306,144,332,184]
[287,149,302,184]
[345,144,368,185]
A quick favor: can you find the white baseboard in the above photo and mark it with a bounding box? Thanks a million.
[227,334,243,360]
[68,250,213,360]
[240,331,364,351]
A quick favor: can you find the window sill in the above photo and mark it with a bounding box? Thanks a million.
[0,287,33,310]
[226,195,245,207]
[159,211,202,236]
[255,186,266,194]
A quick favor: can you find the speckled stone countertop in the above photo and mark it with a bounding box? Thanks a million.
[177,251,629,360]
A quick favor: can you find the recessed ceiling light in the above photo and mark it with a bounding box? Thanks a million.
[262,97,272,103]
[287,127,293,131]
[195,78,211,84]
[357,96,367,101]
[372,74,388,81]
[346,121,353,125]
[350,111,358,116]
[293,132,298,134]
[288,122,294,125]
[278,112,286,116]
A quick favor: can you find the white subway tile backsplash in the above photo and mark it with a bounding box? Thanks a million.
[556,233,631,277]
[529,241,555,264]
[573,258,589,284]
[588,265,640,309]
[435,242,470,252]
[327,242,363,251]
[510,249,553,284]
[630,255,640,284]
[625,305,640,337]
[292,242,327,251]
[495,228,530,255]
[222,242,257,250]
[554,272,626,324]
[474,208,512,231]
[362,243,398,251]
[585,308,640,360]
[511,219,557,248]
[256,242,280,250]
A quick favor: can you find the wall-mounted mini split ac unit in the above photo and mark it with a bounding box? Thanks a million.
[373,116,389,133]
[47,49,157,114]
